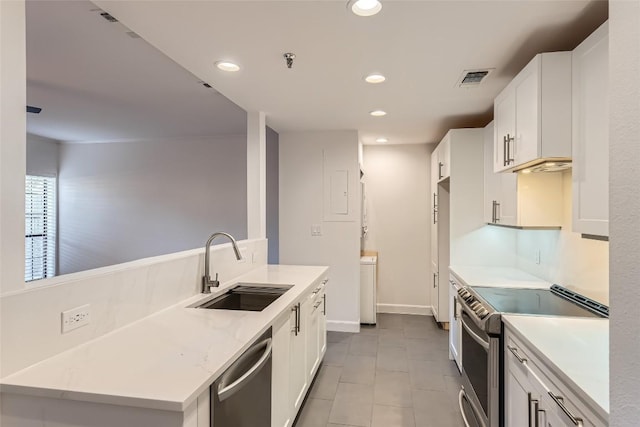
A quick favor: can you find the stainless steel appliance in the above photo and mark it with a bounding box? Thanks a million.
[212,328,272,427]
[455,285,608,427]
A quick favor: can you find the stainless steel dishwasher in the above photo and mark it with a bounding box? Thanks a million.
[211,328,272,427]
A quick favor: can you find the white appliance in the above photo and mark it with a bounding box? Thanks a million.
[360,255,377,324]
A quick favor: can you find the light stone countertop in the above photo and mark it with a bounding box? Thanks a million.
[0,264,328,412]
[502,315,609,419]
[449,265,551,289]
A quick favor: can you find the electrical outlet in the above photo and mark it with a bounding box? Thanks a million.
[61,304,91,333]
[311,224,322,236]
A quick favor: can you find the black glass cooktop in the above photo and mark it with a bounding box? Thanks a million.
[473,286,604,318]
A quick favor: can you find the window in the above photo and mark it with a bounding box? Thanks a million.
[25,175,56,281]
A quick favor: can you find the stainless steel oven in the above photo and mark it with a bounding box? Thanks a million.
[458,305,499,427]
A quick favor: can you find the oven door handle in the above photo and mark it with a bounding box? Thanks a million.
[459,386,488,427]
[461,316,490,351]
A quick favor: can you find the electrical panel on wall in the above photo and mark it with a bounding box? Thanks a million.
[323,149,358,222]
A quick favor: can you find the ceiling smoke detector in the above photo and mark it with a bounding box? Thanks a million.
[284,53,296,69]
[456,68,494,88]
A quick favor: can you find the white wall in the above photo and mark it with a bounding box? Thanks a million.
[26,134,59,176]
[0,0,27,297]
[515,171,609,303]
[362,144,431,314]
[57,136,247,275]
[609,1,640,425]
[279,131,360,332]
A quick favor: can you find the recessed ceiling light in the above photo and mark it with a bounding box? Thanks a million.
[347,0,382,17]
[370,110,387,117]
[365,73,386,84]
[215,61,240,72]
[375,137,388,143]
[522,169,532,174]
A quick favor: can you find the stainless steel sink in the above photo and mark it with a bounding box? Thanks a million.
[192,283,292,311]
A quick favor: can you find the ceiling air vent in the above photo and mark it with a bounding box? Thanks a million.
[456,69,494,88]
[100,12,118,23]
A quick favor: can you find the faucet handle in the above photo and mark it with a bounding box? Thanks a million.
[213,273,220,287]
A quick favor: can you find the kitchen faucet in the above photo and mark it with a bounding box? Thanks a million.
[202,232,243,293]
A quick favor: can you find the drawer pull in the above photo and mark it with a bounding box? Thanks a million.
[507,345,527,364]
[321,279,329,285]
[548,393,583,426]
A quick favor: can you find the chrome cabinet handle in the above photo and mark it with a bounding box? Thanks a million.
[433,193,438,224]
[548,393,583,426]
[461,316,490,350]
[438,161,444,179]
[503,135,508,166]
[313,286,322,295]
[217,338,272,402]
[508,345,527,364]
[322,294,326,315]
[292,303,301,335]
[495,201,500,222]
[453,297,458,320]
[433,272,438,288]
[506,133,515,164]
[321,278,329,285]
[491,200,496,223]
[528,393,541,427]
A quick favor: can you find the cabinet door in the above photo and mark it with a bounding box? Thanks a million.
[494,87,516,172]
[430,262,439,320]
[438,134,451,181]
[430,151,439,266]
[484,121,500,223]
[306,295,320,379]
[272,314,292,427]
[514,62,540,166]
[448,279,461,369]
[572,22,609,237]
[498,172,517,226]
[319,292,327,357]
[289,303,307,415]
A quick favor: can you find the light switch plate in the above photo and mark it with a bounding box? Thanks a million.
[311,224,322,236]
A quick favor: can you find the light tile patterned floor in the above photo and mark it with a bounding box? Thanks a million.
[294,313,465,427]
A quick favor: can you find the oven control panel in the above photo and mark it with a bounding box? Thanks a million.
[457,287,490,319]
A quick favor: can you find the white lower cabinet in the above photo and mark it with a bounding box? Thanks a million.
[504,325,606,427]
[272,312,292,427]
[448,276,461,371]
[273,277,328,426]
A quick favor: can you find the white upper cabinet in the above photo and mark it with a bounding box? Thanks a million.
[437,134,451,181]
[493,52,572,173]
[572,22,609,237]
[485,121,563,228]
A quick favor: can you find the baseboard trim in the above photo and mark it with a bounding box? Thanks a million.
[376,304,433,316]
[326,320,360,333]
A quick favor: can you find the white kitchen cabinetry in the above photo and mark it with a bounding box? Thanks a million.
[493,52,572,173]
[572,22,609,237]
[484,121,563,228]
[430,129,483,324]
[437,134,451,181]
[272,312,292,427]
[306,281,327,379]
[505,325,606,427]
[448,276,461,371]
[289,299,308,416]
[484,121,517,226]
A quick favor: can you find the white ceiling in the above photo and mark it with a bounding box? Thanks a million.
[26,1,247,143]
[93,0,607,145]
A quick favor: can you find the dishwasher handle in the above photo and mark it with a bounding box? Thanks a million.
[217,338,272,402]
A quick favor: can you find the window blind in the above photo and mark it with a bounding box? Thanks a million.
[25,175,56,282]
